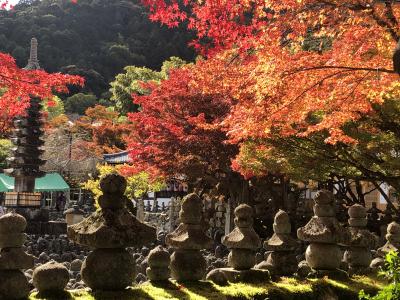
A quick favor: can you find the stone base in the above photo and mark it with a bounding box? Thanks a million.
[212,268,270,283]
[82,248,136,291]
[0,269,30,300]
[146,266,170,282]
[255,251,297,277]
[170,250,206,281]
[307,269,348,281]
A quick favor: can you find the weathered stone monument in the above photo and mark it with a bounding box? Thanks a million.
[146,245,171,282]
[166,193,212,281]
[256,210,297,277]
[0,213,34,299]
[343,204,378,275]
[371,221,400,269]
[297,190,349,278]
[208,204,269,283]
[68,174,156,290]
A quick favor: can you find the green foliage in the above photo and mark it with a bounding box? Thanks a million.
[110,57,188,115]
[0,139,12,169]
[44,96,65,120]
[0,0,195,97]
[82,164,165,206]
[359,251,400,300]
[64,93,97,115]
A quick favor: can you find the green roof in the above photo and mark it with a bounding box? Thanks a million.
[0,173,70,193]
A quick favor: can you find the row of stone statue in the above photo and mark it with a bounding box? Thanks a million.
[0,174,398,299]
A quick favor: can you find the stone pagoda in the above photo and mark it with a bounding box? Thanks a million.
[24,37,41,70]
[371,221,400,270]
[297,190,350,279]
[256,210,298,277]
[68,174,156,291]
[5,38,45,205]
[343,204,378,275]
[166,193,213,281]
[208,204,269,283]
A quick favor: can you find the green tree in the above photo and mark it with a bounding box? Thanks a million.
[83,164,165,207]
[44,96,65,120]
[0,139,12,169]
[64,93,98,115]
[109,56,187,115]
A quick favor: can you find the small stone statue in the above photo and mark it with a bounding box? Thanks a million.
[166,193,212,281]
[297,190,349,279]
[343,204,378,275]
[146,246,171,282]
[256,210,297,277]
[68,174,156,291]
[146,200,152,212]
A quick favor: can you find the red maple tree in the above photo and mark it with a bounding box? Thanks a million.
[126,61,244,191]
[0,53,83,135]
[140,1,400,176]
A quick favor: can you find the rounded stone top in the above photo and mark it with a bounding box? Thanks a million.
[313,190,334,205]
[274,209,290,225]
[0,212,27,233]
[147,245,171,267]
[348,204,366,219]
[179,193,202,224]
[387,222,400,235]
[273,209,291,234]
[234,204,253,227]
[99,173,127,195]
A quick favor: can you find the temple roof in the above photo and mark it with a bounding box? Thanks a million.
[103,151,131,164]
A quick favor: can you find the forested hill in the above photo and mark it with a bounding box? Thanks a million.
[0,0,195,96]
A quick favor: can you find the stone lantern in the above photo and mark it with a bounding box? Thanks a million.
[64,205,85,226]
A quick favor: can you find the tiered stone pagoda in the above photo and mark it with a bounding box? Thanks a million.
[6,38,45,200]
[256,210,297,277]
[68,174,156,290]
[343,204,378,275]
[297,190,350,279]
[166,193,212,281]
[209,204,269,283]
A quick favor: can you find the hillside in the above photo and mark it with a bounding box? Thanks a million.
[0,0,195,96]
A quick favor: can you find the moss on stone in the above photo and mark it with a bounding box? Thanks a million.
[29,276,384,300]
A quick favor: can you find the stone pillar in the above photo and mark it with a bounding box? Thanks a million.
[343,204,378,275]
[297,190,349,279]
[68,174,156,291]
[137,198,145,222]
[255,210,297,277]
[207,204,269,283]
[224,198,233,236]
[166,193,212,281]
[0,213,34,299]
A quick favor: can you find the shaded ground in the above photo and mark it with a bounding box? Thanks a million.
[29,276,385,300]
